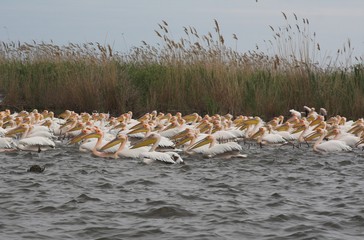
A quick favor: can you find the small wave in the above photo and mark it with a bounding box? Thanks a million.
[266,199,286,207]
[338,160,353,166]
[37,206,58,213]
[132,206,195,218]
[128,228,165,238]
[348,215,364,224]
[74,193,102,203]
[176,192,214,202]
[322,221,343,229]
[96,183,113,189]
[145,199,169,206]
[267,213,308,223]
[124,179,159,186]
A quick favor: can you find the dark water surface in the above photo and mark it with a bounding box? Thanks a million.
[1,143,364,240]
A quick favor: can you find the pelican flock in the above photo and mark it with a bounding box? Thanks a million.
[0,106,363,164]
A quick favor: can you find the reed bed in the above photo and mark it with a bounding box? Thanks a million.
[0,13,363,119]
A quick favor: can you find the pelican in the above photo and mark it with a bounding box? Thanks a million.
[5,123,55,152]
[0,137,17,152]
[99,133,149,159]
[305,128,352,153]
[250,126,287,147]
[131,133,184,164]
[326,128,360,148]
[188,134,247,159]
[68,127,111,152]
[127,122,175,151]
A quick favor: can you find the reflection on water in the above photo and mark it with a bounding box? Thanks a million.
[1,143,364,240]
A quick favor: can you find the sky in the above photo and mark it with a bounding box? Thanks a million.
[1,0,364,62]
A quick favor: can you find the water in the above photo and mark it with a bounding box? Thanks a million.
[1,143,364,240]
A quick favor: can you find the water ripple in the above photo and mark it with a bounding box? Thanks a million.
[1,145,364,239]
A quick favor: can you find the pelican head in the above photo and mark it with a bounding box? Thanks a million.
[100,133,128,151]
[128,123,150,135]
[175,132,196,147]
[309,115,324,127]
[189,135,214,150]
[5,123,29,137]
[68,127,98,144]
[131,133,160,149]
[304,128,326,142]
[170,128,193,141]
[250,127,266,140]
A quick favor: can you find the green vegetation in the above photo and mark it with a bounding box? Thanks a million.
[0,14,363,118]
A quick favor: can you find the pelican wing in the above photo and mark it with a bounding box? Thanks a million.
[317,140,352,152]
[19,136,55,147]
[158,136,174,148]
[139,152,176,164]
[119,147,149,158]
[212,131,237,142]
[205,142,242,157]
[0,137,17,149]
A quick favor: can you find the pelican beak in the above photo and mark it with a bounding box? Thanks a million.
[68,124,83,132]
[275,124,289,132]
[196,121,208,130]
[183,113,198,123]
[175,134,194,147]
[309,117,322,126]
[292,125,306,134]
[68,131,89,144]
[130,121,144,130]
[348,125,360,134]
[5,125,26,137]
[69,131,101,144]
[304,131,321,141]
[189,136,213,150]
[128,125,148,135]
[199,124,212,133]
[313,122,325,131]
[100,136,127,151]
[131,135,157,149]
[250,128,264,139]
[170,129,190,141]
[83,132,102,140]
[243,118,260,125]
[233,117,244,126]
[237,118,260,129]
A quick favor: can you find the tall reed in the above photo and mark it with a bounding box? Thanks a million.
[0,14,363,119]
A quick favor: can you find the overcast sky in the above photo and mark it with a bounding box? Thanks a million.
[1,0,363,61]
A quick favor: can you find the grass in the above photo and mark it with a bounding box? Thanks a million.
[0,13,363,119]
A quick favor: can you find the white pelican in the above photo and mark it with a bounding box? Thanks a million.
[68,127,112,152]
[131,133,184,164]
[5,123,55,152]
[127,123,175,151]
[288,109,302,121]
[99,133,149,159]
[305,128,352,153]
[188,134,247,159]
[250,126,287,147]
[0,137,17,152]
[326,128,360,148]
